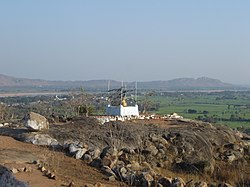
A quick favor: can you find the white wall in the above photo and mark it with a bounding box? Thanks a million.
[106,105,139,116]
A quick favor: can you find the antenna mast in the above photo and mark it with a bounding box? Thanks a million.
[135,81,138,103]
[108,80,110,91]
[121,80,123,104]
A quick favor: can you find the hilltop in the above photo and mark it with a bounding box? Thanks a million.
[0,116,249,186]
[0,74,53,87]
[137,77,234,90]
[0,74,239,92]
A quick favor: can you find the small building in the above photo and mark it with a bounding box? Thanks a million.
[106,104,139,117]
[105,83,139,117]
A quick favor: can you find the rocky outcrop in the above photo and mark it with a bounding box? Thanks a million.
[54,119,248,187]
[1,116,249,186]
[24,112,49,131]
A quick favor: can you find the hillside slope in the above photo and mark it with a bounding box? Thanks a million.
[0,135,124,186]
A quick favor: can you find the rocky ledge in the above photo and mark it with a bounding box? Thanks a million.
[1,115,250,187]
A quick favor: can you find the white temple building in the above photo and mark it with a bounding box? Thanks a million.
[105,82,139,117]
[106,104,139,117]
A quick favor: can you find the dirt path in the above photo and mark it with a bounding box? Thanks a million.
[0,135,126,187]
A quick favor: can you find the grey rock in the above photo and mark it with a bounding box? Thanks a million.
[69,143,82,153]
[83,154,92,162]
[90,158,102,168]
[172,177,185,187]
[158,177,172,186]
[75,148,87,159]
[112,166,129,181]
[100,146,118,169]
[100,146,118,159]
[25,133,59,146]
[68,142,89,160]
[135,172,154,187]
[87,147,101,159]
[100,166,116,177]
[24,112,49,131]
[0,165,28,187]
[119,166,127,174]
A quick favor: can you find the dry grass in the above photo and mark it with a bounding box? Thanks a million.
[212,159,250,186]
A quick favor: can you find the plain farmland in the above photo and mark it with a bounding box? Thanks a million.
[147,91,250,128]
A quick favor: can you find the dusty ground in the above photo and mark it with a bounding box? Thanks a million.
[0,135,126,187]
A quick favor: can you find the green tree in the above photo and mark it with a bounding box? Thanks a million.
[139,92,155,113]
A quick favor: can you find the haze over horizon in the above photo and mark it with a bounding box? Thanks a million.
[0,1,249,84]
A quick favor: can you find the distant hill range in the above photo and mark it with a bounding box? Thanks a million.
[0,74,245,92]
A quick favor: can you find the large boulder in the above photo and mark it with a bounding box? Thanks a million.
[24,133,59,146]
[24,112,49,131]
[0,165,28,187]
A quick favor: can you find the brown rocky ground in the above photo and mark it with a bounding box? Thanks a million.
[46,117,250,186]
[0,135,126,187]
[0,117,250,186]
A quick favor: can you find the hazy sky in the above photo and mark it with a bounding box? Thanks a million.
[0,1,249,84]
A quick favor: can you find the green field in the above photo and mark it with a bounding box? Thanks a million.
[144,91,250,128]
